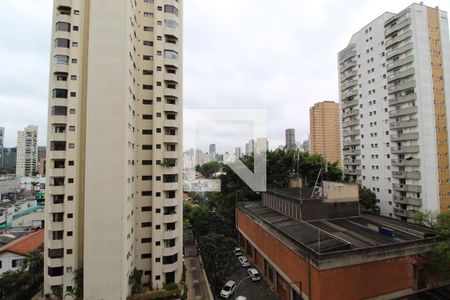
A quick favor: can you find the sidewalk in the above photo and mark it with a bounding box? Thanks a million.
[184,229,213,300]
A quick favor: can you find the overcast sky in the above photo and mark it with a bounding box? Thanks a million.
[0,0,449,152]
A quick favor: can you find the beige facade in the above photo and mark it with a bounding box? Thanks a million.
[44,0,183,298]
[309,101,341,163]
[15,125,38,177]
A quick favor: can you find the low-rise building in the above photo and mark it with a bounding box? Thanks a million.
[0,229,44,275]
[236,181,441,300]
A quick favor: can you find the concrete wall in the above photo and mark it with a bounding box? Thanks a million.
[322,181,358,203]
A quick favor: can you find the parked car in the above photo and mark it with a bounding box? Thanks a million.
[247,268,261,281]
[238,256,250,267]
[236,296,247,300]
[234,247,242,256]
[220,280,236,299]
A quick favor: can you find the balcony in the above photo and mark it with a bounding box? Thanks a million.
[164,72,179,82]
[393,208,416,218]
[343,149,361,156]
[385,29,412,48]
[392,171,421,180]
[47,257,64,268]
[342,109,359,117]
[387,68,415,83]
[339,49,356,64]
[343,159,361,166]
[389,106,417,117]
[341,99,358,109]
[340,80,358,91]
[390,132,419,142]
[48,168,65,177]
[385,18,411,37]
[163,260,179,273]
[163,182,179,191]
[340,60,357,73]
[47,203,64,213]
[343,139,360,147]
[388,79,415,94]
[344,169,361,176]
[342,129,360,137]
[393,195,422,206]
[389,93,416,106]
[47,239,64,249]
[391,145,419,154]
[386,42,413,60]
[391,158,420,167]
[164,88,178,98]
[48,221,64,231]
[341,89,358,100]
[387,55,414,71]
[342,119,359,128]
[390,119,418,129]
[392,183,422,193]
[163,228,179,240]
[164,57,179,69]
[341,70,357,82]
[163,212,179,223]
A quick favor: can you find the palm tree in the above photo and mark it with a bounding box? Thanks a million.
[128,268,144,294]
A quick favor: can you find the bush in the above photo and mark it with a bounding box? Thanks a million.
[165,283,178,291]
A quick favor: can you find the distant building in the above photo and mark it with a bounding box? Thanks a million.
[15,125,38,177]
[236,182,441,300]
[302,140,309,152]
[0,148,16,172]
[245,139,255,155]
[285,128,296,149]
[0,127,4,148]
[39,158,46,177]
[0,230,44,275]
[37,146,46,174]
[209,144,216,160]
[255,138,268,154]
[235,147,242,159]
[310,101,341,162]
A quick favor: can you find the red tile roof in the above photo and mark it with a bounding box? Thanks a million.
[0,230,44,256]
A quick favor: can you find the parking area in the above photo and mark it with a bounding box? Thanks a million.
[216,255,280,300]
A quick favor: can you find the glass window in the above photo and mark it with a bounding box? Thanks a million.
[55,22,71,32]
[164,5,178,16]
[52,89,68,98]
[164,19,178,29]
[55,38,70,48]
[55,55,69,65]
[164,50,178,60]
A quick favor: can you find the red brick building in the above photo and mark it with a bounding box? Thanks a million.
[237,193,442,300]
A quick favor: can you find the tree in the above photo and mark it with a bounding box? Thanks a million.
[66,268,83,299]
[425,211,450,279]
[196,161,222,178]
[198,233,237,289]
[188,205,208,227]
[413,210,438,228]
[193,211,234,239]
[21,244,44,274]
[129,268,144,294]
[359,187,377,210]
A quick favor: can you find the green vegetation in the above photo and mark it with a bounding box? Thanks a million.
[65,268,83,299]
[414,211,450,279]
[0,245,44,300]
[195,161,222,178]
[127,284,182,300]
[161,158,177,167]
[129,268,144,294]
[359,186,377,211]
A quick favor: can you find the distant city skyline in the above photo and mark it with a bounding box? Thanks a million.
[3,1,448,148]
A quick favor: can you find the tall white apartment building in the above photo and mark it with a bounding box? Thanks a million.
[339,3,450,220]
[44,0,183,298]
[15,125,38,177]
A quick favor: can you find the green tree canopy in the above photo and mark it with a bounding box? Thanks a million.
[198,233,237,289]
[359,187,377,210]
[196,161,222,178]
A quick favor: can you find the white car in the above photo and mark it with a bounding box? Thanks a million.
[220,280,236,299]
[238,256,250,267]
[247,268,260,281]
[236,296,247,300]
[234,247,242,257]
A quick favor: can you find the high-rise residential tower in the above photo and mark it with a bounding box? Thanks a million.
[235,147,242,159]
[245,139,255,155]
[309,101,341,162]
[44,1,183,298]
[15,125,38,177]
[339,3,450,220]
[285,128,296,149]
[0,127,4,148]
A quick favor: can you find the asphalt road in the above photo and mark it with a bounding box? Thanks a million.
[216,257,280,300]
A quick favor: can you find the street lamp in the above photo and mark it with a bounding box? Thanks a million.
[234,274,252,300]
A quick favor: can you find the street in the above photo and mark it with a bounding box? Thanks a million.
[215,257,280,300]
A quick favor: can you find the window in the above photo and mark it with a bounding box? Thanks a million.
[67,213,73,219]
[141,222,152,228]
[12,259,23,268]
[143,26,153,32]
[142,206,152,211]
[141,237,152,243]
[142,145,152,150]
[143,99,153,105]
[142,160,152,165]
[143,41,153,46]
[55,55,69,65]
[143,85,153,90]
[55,38,70,48]
[164,5,179,16]
[66,249,73,254]
[142,191,152,196]
[73,26,79,31]
[164,50,178,60]
[141,253,152,259]
[142,175,152,180]
[52,89,68,98]
[55,72,68,81]
[67,231,73,236]
[143,55,153,61]
[144,12,154,18]
[51,106,67,116]
[164,19,178,29]
[143,70,153,75]
[71,75,77,80]
[52,231,64,240]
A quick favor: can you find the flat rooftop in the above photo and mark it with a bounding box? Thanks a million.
[238,202,436,260]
